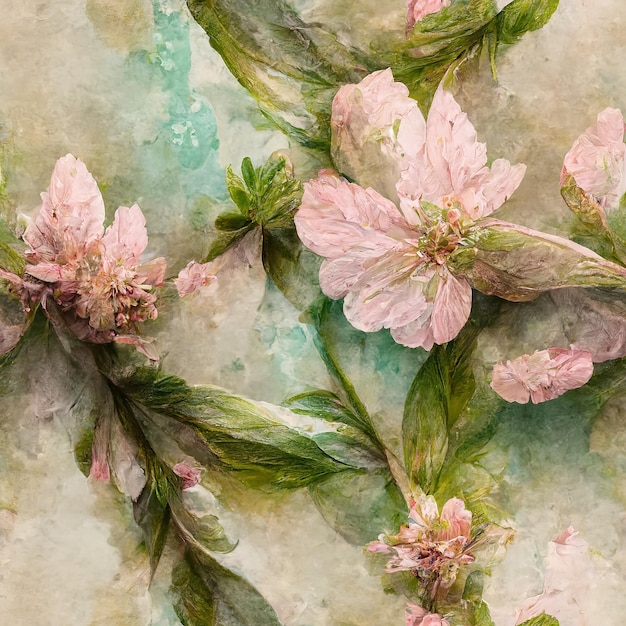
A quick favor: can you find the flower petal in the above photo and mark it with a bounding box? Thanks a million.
[491,348,594,404]
[295,173,407,259]
[101,204,149,263]
[331,69,426,202]
[562,107,626,209]
[173,462,202,490]
[407,0,451,30]
[423,88,488,205]
[175,260,218,297]
[342,269,430,332]
[24,154,105,261]
[431,271,472,344]
[390,303,436,350]
[422,89,525,218]
[439,498,472,541]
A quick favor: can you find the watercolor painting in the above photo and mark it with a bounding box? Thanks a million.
[1,1,626,624]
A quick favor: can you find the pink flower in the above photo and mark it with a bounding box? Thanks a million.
[406,603,450,626]
[2,155,166,354]
[516,527,591,625]
[562,108,626,210]
[173,462,202,490]
[490,348,594,404]
[295,69,525,350]
[407,0,451,30]
[367,495,474,597]
[175,260,218,297]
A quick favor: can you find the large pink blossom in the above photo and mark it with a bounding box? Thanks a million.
[562,108,626,210]
[295,69,525,350]
[0,154,166,354]
[407,0,451,30]
[405,603,450,626]
[490,348,594,404]
[367,495,474,597]
[516,527,591,625]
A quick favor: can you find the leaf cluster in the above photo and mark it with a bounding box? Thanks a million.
[206,154,321,309]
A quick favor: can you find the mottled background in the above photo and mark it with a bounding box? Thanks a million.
[0,1,625,624]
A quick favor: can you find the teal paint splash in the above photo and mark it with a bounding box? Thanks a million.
[128,1,227,209]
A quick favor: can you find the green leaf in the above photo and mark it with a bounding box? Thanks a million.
[0,218,25,275]
[307,297,380,441]
[240,156,256,192]
[261,227,321,310]
[285,389,367,431]
[402,330,477,492]
[452,220,626,302]
[285,390,388,468]
[225,166,251,215]
[472,601,496,626]
[518,614,560,626]
[186,0,371,151]
[496,0,559,45]
[134,477,171,576]
[73,421,95,477]
[561,175,626,265]
[203,224,255,263]
[168,488,237,554]
[171,556,217,626]
[173,548,282,626]
[312,430,387,470]
[113,367,352,491]
[214,212,252,232]
[308,469,406,545]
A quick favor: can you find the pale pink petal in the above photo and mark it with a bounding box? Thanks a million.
[421,89,525,218]
[439,498,472,541]
[408,494,440,528]
[89,451,110,482]
[562,107,626,209]
[530,348,594,402]
[407,0,451,29]
[390,303,436,350]
[491,348,594,404]
[24,154,105,260]
[109,417,146,500]
[113,334,159,360]
[423,88,488,206]
[173,462,202,490]
[431,271,472,344]
[342,276,430,332]
[515,526,591,625]
[366,541,392,554]
[101,204,148,263]
[24,261,75,283]
[175,260,218,297]
[467,158,527,219]
[405,603,450,626]
[491,359,532,404]
[137,257,167,286]
[331,69,426,202]
[294,173,407,259]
